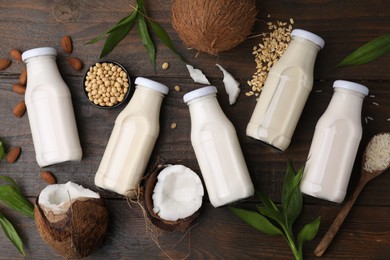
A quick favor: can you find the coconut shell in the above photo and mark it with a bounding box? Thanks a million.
[34,197,108,259]
[171,0,257,55]
[144,162,201,232]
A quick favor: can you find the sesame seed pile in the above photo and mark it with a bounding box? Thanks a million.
[246,18,294,99]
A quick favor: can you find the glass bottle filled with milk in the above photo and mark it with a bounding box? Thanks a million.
[22,47,82,167]
[184,86,254,207]
[95,77,169,197]
[246,29,325,151]
[300,80,369,203]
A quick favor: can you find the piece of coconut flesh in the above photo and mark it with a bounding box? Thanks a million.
[186,63,240,105]
[39,181,100,215]
[216,64,240,105]
[186,64,211,84]
[152,165,204,222]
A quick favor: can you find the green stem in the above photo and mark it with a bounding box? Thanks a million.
[282,225,302,260]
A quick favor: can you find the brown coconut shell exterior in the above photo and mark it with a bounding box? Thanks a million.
[171,0,257,55]
[144,161,201,232]
[34,197,108,259]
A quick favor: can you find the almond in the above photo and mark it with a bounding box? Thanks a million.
[40,171,57,184]
[12,83,26,94]
[19,67,27,85]
[0,58,11,70]
[6,146,21,163]
[10,48,22,61]
[61,35,73,54]
[13,100,26,118]
[67,57,83,71]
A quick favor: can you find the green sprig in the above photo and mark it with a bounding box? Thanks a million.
[336,34,390,67]
[87,0,184,68]
[136,0,156,69]
[0,176,34,256]
[230,161,321,260]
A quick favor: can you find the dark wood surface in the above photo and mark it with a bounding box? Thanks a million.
[1,0,389,259]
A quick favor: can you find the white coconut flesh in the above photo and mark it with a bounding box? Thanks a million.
[216,64,240,105]
[152,165,204,222]
[186,64,211,84]
[39,181,100,215]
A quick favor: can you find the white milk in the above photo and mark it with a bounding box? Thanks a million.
[300,80,369,203]
[247,29,324,150]
[23,47,82,167]
[95,77,168,197]
[184,86,254,207]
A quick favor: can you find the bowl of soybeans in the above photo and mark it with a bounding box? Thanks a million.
[83,61,131,108]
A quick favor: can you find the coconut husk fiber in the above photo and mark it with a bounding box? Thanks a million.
[171,0,257,55]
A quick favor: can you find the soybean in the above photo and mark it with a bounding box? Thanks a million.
[85,62,128,107]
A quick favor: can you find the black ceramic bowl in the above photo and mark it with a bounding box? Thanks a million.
[82,60,131,109]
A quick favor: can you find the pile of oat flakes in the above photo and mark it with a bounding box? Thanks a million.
[246,18,294,99]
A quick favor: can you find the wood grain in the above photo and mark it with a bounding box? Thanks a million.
[0,0,389,258]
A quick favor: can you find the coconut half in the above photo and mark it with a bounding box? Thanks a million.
[144,163,204,232]
[35,181,108,259]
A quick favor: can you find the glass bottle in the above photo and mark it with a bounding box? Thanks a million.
[300,80,369,203]
[95,77,169,197]
[23,47,82,167]
[246,29,325,150]
[184,86,254,207]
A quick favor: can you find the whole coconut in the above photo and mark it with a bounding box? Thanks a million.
[171,0,257,55]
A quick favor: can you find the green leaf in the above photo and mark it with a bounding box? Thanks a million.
[256,205,284,226]
[283,183,303,228]
[0,211,26,256]
[108,9,139,33]
[281,162,299,215]
[136,6,156,68]
[256,191,284,225]
[0,140,5,160]
[282,161,295,206]
[257,191,280,212]
[297,217,321,254]
[292,167,304,189]
[282,162,303,227]
[336,34,390,67]
[147,19,186,62]
[87,6,139,45]
[230,207,283,236]
[0,177,34,218]
[99,20,135,59]
[0,176,21,194]
[87,34,106,45]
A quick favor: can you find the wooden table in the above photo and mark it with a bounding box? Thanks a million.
[1,0,389,259]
